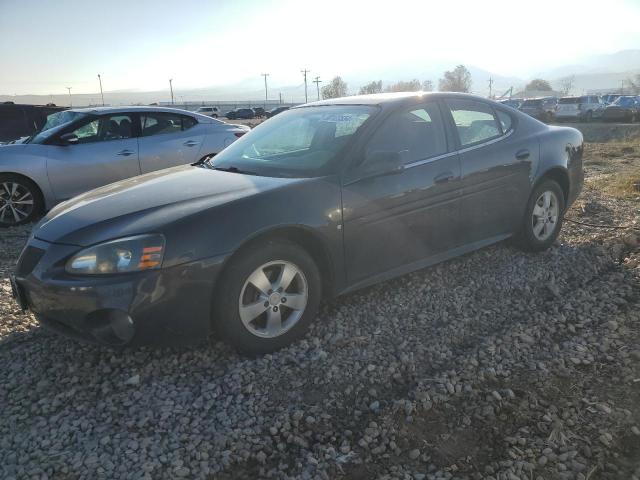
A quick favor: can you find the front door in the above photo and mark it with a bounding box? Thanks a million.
[47,113,140,201]
[342,101,462,286]
[138,112,205,173]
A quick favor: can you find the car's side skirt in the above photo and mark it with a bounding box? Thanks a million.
[339,233,512,296]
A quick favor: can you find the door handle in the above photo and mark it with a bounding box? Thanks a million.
[434,171,455,184]
[515,149,530,160]
[117,149,134,156]
[183,140,199,147]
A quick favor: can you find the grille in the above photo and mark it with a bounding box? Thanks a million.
[15,246,45,277]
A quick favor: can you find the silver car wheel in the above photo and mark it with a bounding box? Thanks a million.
[0,182,34,225]
[238,260,308,338]
[531,190,559,241]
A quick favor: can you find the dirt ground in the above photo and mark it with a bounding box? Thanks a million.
[0,127,639,480]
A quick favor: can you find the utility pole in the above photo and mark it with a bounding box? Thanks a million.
[97,74,105,106]
[169,78,174,105]
[279,92,282,104]
[66,87,72,107]
[488,77,493,99]
[620,80,624,94]
[301,69,310,103]
[313,76,322,100]
[261,73,269,108]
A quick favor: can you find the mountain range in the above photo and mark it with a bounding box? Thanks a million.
[2,50,638,106]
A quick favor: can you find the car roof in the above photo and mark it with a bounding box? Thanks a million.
[294,91,498,108]
[66,105,217,122]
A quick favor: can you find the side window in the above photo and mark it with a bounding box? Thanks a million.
[70,114,134,144]
[366,103,448,165]
[446,99,502,147]
[141,113,198,137]
[72,119,100,143]
[496,110,513,133]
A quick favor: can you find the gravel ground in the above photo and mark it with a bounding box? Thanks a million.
[1,142,639,480]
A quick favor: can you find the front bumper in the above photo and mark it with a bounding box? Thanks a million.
[13,237,227,346]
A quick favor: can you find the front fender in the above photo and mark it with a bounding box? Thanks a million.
[0,146,56,209]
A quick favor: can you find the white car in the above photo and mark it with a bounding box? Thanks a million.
[196,106,221,118]
[555,96,605,122]
[0,106,250,226]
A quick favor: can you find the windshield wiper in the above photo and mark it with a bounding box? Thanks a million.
[212,166,258,175]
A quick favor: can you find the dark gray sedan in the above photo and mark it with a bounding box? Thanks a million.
[12,92,583,353]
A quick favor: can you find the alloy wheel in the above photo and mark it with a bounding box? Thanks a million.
[238,260,308,338]
[0,182,35,225]
[531,190,559,241]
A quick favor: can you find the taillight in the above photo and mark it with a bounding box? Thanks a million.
[234,132,246,138]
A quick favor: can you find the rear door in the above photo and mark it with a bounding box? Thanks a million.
[443,99,533,244]
[46,113,140,201]
[342,100,462,285]
[138,112,205,173]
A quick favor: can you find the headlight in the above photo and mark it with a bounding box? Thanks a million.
[66,234,165,275]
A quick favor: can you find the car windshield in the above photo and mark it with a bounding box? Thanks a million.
[522,100,542,106]
[612,96,636,107]
[207,105,375,177]
[27,110,88,143]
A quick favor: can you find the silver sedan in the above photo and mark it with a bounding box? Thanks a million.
[0,106,250,226]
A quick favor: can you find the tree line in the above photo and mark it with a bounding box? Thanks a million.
[321,67,640,100]
[321,65,472,99]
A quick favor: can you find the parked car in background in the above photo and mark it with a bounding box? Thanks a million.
[0,106,249,226]
[519,97,557,122]
[196,106,220,118]
[555,95,604,122]
[0,102,66,143]
[601,96,639,122]
[11,92,583,353]
[226,108,255,120]
[498,99,523,110]
[252,107,266,118]
[602,94,622,105]
[266,106,290,118]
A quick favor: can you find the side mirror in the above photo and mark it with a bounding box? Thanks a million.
[59,133,79,145]
[360,150,404,179]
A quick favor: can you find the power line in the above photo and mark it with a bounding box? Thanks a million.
[261,73,269,107]
[313,76,322,101]
[97,74,104,106]
[301,69,310,103]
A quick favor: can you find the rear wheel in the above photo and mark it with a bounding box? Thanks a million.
[515,179,565,252]
[213,240,321,354]
[584,110,593,123]
[0,174,42,227]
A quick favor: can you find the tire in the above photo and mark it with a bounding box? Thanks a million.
[213,239,322,354]
[514,179,565,252]
[584,111,593,123]
[0,174,43,227]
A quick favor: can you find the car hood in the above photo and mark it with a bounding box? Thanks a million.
[34,165,300,246]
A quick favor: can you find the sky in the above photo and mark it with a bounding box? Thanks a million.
[1,0,640,97]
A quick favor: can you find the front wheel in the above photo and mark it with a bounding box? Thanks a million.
[0,174,43,227]
[213,240,321,354]
[514,179,565,252]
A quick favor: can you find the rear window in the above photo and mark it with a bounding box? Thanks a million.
[559,97,581,104]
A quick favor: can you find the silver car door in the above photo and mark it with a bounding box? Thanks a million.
[138,112,206,173]
[46,113,140,202]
